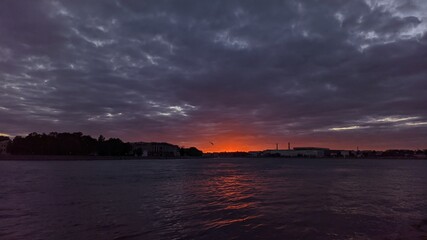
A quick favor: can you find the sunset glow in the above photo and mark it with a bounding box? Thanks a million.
[0,0,426,151]
[1,1,427,239]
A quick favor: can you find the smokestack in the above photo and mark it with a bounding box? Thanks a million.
[288,142,291,150]
[276,143,279,150]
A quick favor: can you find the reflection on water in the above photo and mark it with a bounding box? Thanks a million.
[197,165,261,230]
[0,158,427,240]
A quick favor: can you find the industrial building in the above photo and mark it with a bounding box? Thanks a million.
[262,147,330,158]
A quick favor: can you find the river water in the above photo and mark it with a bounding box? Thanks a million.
[1,158,426,240]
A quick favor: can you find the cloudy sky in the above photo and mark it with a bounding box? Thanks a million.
[1,0,427,151]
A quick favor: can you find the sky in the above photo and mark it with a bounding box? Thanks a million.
[0,0,427,152]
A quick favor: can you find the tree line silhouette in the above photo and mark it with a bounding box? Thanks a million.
[4,132,204,157]
[7,132,131,156]
[0,136,10,142]
[179,147,203,157]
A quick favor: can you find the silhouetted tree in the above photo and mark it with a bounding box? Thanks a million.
[97,137,131,156]
[180,147,203,157]
[0,136,10,142]
[133,147,143,156]
[98,135,105,143]
[9,132,101,156]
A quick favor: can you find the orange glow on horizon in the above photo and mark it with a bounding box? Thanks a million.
[193,134,373,152]
[177,122,276,152]
[196,133,277,152]
[134,122,408,152]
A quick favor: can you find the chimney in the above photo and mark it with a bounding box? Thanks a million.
[288,142,291,150]
[276,143,279,150]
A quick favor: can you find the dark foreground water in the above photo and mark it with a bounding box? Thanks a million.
[1,158,427,240]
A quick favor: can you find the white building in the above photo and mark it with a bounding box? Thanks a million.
[131,142,180,157]
[340,150,350,158]
[0,140,10,155]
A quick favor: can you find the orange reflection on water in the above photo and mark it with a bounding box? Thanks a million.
[225,202,252,210]
[198,165,263,228]
[206,215,260,229]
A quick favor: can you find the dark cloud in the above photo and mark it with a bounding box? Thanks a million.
[1,0,426,150]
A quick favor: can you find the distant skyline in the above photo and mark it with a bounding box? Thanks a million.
[1,0,427,152]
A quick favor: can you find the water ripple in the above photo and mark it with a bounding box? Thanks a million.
[0,159,427,239]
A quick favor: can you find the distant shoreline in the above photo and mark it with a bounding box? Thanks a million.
[0,155,194,161]
[0,155,426,161]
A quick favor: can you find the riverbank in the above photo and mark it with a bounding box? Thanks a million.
[0,155,425,161]
[0,155,197,161]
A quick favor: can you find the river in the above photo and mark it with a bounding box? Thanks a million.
[1,158,426,239]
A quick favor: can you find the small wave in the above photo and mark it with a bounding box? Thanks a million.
[413,218,427,233]
[205,215,260,229]
[113,232,145,240]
